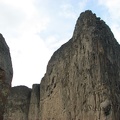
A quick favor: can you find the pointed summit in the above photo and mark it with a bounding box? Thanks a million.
[73,10,116,44]
[39,10,120,120]
[73,10,98,37]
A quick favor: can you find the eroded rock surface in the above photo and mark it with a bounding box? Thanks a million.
[0,34,13,120]
[3,86,31,120]
[28,84,40,120]
[40,10,120,120]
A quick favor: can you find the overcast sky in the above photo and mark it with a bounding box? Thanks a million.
[0,0,120,88]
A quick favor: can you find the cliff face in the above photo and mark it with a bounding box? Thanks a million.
[39,10,120,120]
[3,84,40,120]
[0,34,13,120]
[4,10,120,120]
[28,84,40,120]
[3,86,31,120]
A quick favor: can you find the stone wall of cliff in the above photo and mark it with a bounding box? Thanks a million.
[3,86,31,120]
[28,84,40,120]
[0,34,13,120]
[39,10,120,120]
[3,10,120,120]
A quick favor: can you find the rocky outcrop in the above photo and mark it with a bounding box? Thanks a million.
[39,10,120,120]
[28,84,40,120]
[3,86,31,120]
[3,10,120,120]
[3,84,40,120]
[0,34,13,120]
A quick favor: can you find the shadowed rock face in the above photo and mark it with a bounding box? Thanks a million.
[28,84,40,120]
[3,86,31,120]
[3,84,40,120]
[3,10,120,120]
[0,34,13,120]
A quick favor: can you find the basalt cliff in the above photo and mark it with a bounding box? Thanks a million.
[3,10,120,120]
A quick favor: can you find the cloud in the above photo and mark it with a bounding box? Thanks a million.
[0,0,35,14]
[0,0,52,88]
[59,4,77,19]
[12,35,52,87]
[98,0,120,42]
[2,0,118,88]
[98,0,120,20]
[59,0,89,19]
[0,3,25,37]
[43,35,70,52]
[78,0,88,11]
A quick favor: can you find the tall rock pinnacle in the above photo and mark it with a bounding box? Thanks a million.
[0,34,13,120]
[40,10,120,120]
[3,10,120,120]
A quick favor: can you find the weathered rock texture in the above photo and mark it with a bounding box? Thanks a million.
[0,34,13,120]
[28,84,40,120]
[39,10,120,120]
[4,10,120,120]
[3,86,31,120]
[3,84,40,120]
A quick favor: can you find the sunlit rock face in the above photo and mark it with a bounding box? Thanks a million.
[0,34,13,120]
[3,10,120,120]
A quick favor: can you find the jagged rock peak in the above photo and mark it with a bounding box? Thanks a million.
[73,10,97,36]
[74,10,103,30]
[77,10,98,23]
[73,10,116,42]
